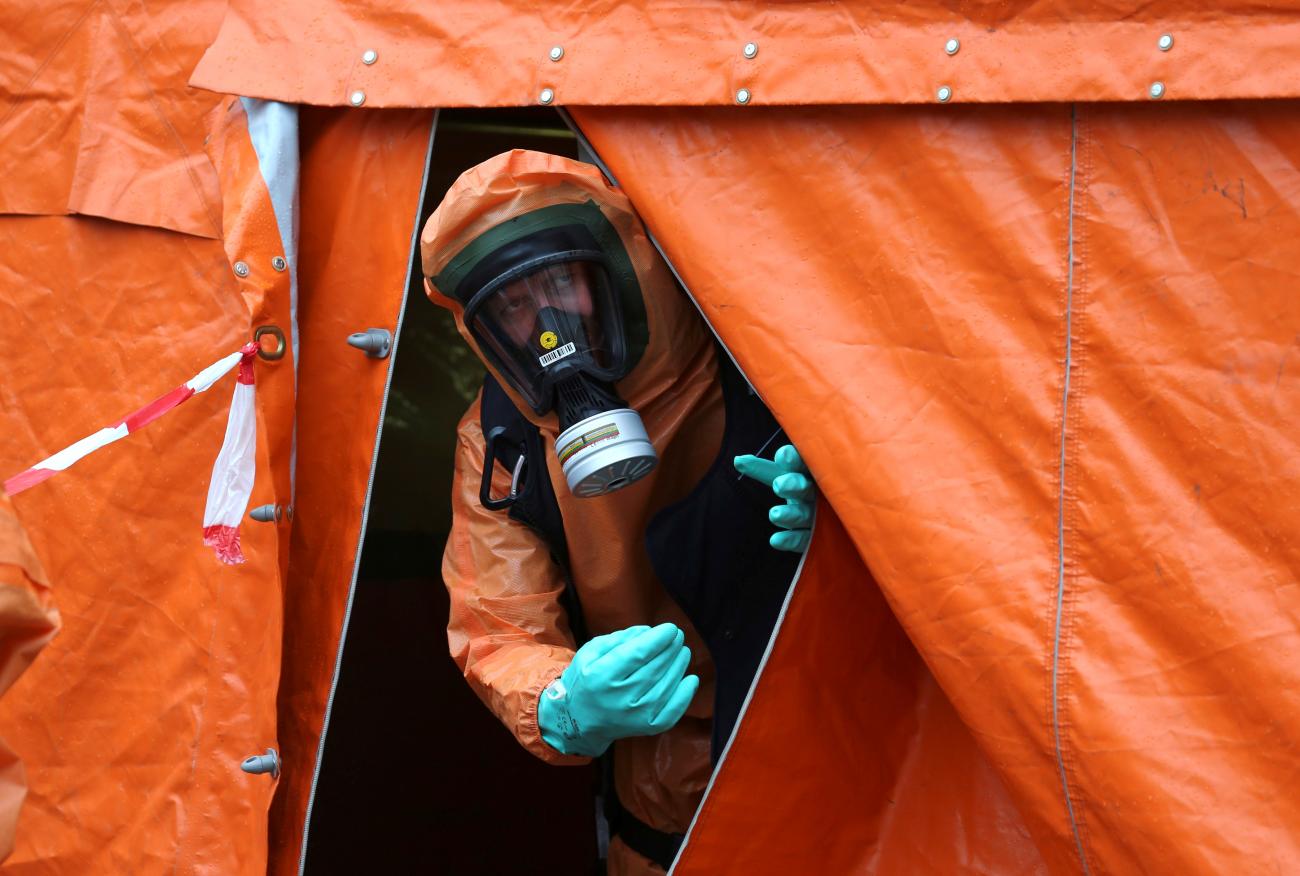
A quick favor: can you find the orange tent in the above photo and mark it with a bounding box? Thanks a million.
[3,2,1298,873]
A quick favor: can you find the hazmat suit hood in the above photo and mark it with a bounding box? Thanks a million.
[421,150,714,438]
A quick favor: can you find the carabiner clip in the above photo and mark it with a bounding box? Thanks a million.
[480,426,527,511]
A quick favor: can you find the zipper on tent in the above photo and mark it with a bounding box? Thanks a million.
[297,110,440,875]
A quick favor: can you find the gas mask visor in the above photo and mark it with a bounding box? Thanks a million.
[462,255,622,413]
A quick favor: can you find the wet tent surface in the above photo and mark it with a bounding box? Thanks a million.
[303,108,600,873]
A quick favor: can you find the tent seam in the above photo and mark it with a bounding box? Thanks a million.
[1052,102,1092,875]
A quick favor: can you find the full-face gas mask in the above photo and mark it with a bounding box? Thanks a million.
[434,202,656,497]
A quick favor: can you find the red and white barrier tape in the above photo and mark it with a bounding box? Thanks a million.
[4,342,261,564]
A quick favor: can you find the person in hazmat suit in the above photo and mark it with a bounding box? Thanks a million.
[421,150,814,875]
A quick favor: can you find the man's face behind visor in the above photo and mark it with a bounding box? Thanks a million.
[466,257,624,414]
[483,261,599,350]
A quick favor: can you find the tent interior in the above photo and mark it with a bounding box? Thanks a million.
[302,107,603,874]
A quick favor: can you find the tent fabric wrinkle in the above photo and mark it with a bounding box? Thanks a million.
[1,0,226,237]
[192,1,1300,108]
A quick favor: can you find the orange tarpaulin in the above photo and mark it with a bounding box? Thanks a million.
[3,0,1300,872]
[572,101,1300,872]
[191,1,1300,106]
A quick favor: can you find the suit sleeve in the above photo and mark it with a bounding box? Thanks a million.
[443,394,589,765]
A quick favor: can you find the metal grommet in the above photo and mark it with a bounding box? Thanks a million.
[549,46,564,62]
[349,90,366,107]
[233,261,250,278]
[743,42,759,59]
[937,85,953,103]
[1149,81,1166,99]
[362,49,378,65]
[254,325,287,361]
[735,88,752,105]
[945,38,960,55]
[271,256,287,272]
[1158,34,1174,52]
[539,87,555,105]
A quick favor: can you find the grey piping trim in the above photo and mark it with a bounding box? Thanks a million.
[556,109,760,399]
[1052,103,1091,875]
[296,109,439,875]
[240,97,302,497]
[667,511,814,874]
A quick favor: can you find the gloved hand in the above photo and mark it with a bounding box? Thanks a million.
[733,444,816,553]
[538,623,699,757]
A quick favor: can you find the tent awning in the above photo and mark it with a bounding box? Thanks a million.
[191,1,1300,108]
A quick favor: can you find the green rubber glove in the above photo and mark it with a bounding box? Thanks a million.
[734,444,816,553]
[538,623,699,757]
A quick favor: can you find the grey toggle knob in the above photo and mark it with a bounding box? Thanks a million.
[241,747,280,778]
[347,328,392,359]
[249,504,281,523]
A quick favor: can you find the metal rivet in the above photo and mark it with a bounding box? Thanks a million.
[349,90,366,107]
[361,49,378,65]
[735,88,752,105]
[271,256,287,272]
[1149,81,1166,99]
[1158,34,1174,52]
[549,46,564,62]
[937,85,953,103]
[945,38,960,55]
[233,261,250,278]
[743,42,759,59]
[539,87,555,105]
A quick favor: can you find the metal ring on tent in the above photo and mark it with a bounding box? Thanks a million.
[254,325,287,361]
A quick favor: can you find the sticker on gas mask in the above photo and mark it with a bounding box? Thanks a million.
[539,341,576,367]
[557,423,621,465]
[539,331,559,350]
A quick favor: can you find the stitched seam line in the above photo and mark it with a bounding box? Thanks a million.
[1052,102,1091,876]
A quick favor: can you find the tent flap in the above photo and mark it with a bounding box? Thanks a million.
[574,101,1300,874]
